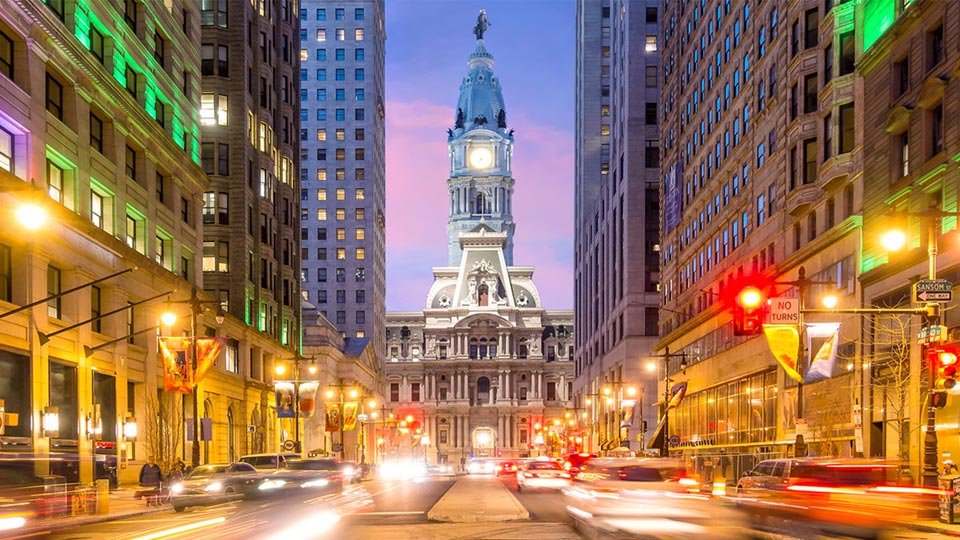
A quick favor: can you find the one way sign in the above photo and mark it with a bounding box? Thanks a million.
[913,279,953,303]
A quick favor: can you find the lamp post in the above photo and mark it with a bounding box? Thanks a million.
[161,287,225,468]
[325,380,362,460]
[880,202,960,487]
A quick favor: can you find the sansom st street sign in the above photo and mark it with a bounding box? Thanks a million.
[913,279,953,303]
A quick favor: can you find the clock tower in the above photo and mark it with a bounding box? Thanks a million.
[445,34,516,266]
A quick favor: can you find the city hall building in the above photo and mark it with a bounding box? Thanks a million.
[383,19,575,466]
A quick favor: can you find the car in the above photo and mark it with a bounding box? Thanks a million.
[427,464,455,476]
[336,461,363,484]
[465,458,498,475]
[561,452,596,476]
[515,459,571,492]
[495,461,521,477]
[265,458,345,492]
[735,458,940,540]
[564,458,748,540]
[169,462,261,512]
[238,452,301,471]
[0,458,70,532]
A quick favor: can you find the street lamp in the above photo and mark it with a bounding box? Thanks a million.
[160,287,225,468]
[646,347,688,457]
[274,356,316,453]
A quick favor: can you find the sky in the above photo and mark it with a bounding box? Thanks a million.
[384,0,576,311]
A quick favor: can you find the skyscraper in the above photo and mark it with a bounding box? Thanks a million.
[199,0,302,350]
[573,0,662,454]
[298,0,386,360]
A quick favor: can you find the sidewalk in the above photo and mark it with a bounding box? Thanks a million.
[903,517,960,538]
[11,487,170,536]
[427,475,529,523]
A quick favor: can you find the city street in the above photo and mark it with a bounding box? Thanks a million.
[11,475,958,540]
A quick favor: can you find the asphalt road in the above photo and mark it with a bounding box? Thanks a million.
[494,474,574,524]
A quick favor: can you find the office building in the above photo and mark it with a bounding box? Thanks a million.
[573,0,662,454]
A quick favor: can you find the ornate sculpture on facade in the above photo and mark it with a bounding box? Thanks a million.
[472,258,496,273]
[464,280,477,306]
[455,108,464,129]
[516,291,529,306]
[497,108,507,128]
[529,335,541,355]
[474,115,488,126]
[425,336,437,357]
[438,294,451,307]
[473,9,490,40]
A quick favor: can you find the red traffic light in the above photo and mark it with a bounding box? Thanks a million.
[737,286,764,309]
[938,350,958,367]
[932,344,960,390]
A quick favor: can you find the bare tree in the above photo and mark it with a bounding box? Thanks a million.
[803,374,855,457]
[141,389,184,474]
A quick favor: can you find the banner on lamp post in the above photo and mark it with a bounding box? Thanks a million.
[159,337,192,393]
[620,399,636,428]
[342,402,359,431]
[325,403,341,432]
[274,382,296,418]
[763,324,802,382]
[194,337,226,385]
[298,381,319,418]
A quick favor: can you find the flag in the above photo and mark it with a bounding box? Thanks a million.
[298,381,319,418]
[325,403,341,432]
[667,382,688,411]
[763,324,802,382]
[620,399,636,428]
[804,322,841,383]
[342,402,359,431]
[194,337,226,385]
[275,381,296,418]
[159,337,192,393]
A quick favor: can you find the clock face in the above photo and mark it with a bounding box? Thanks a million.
[469,147,493,170]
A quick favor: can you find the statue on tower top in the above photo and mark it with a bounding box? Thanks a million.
[473,10,490,40]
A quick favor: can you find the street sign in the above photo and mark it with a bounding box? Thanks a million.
[358,413,368,421]
[769,297,800,324]
[283,440,296,451]
[914,279,953,303]
[919,325,947,345]
[853,405,864,453]
[668,435,680,447]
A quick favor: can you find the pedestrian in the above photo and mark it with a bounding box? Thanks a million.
[139,458,162,505]
[944,460,959,476]
[166,460,185,484]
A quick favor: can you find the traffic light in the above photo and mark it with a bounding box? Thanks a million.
[933,391,949,409]
[733,286,765,336]
[932,345,959,390]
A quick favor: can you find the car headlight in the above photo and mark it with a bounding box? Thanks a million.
[0,516,27,531]
[170,483,184,494]
[258,479,287,491]
[204,481,223,493]
[342,467,355,476]
[302,478,329,489]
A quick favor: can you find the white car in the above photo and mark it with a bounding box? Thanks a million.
[516,460,571,492]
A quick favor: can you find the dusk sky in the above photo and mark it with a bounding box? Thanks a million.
[384,1,576,311]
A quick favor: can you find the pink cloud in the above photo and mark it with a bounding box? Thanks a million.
[386,99,574,311]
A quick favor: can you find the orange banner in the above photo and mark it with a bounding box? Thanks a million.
[342,402,359,431]
[159,337,192,393]
[763,324,802,382]
[194,337,226,385]
[325,403,341,432]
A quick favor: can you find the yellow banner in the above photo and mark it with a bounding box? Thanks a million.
[763,324,802,382]
[342,402,359,431]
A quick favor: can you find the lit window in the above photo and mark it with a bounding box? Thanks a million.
[355,228,364,240]
[355,208,365,220]
[0,126,13,172]
[354,28,364,41]
[355,188,364,200]
[336,128,345,141]
[317,188,326,201]
[336,188,345,200]
[91,191,104,229]
[46,160,63,203]
[645,35,657,52]
[316,28,326,41]
[336,28,345,41]
[355,248,365,260]
[200,93,228,125]
[300,49,308,61]
[317,169,327,181]
[336,208,345,220]
[336,248,346,260]
[317,208,327,220]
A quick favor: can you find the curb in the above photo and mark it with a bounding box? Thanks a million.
[426,478,529,523]
[902,522,960,538]
[17,505,170,536]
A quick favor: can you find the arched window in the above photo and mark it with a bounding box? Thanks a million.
[227,407,236,461]
[478,283,489,306]
[476,192,485,214]
[469,337,479,359]
[478,337,488,359]
[203,399,214,464]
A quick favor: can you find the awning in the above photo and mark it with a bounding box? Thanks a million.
[646,417,666,450]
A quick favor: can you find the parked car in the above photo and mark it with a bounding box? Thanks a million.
[427,464,455,476]
[735,458,939,540]
[565,458,748,540]
[169,463,260,512]
[516,459,571,492]
[238,452,301,471]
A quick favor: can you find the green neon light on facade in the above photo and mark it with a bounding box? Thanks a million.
[863,0,896,52]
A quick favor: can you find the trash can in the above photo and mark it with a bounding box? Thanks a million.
[38,475,68,518]
[939,476,960,523]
